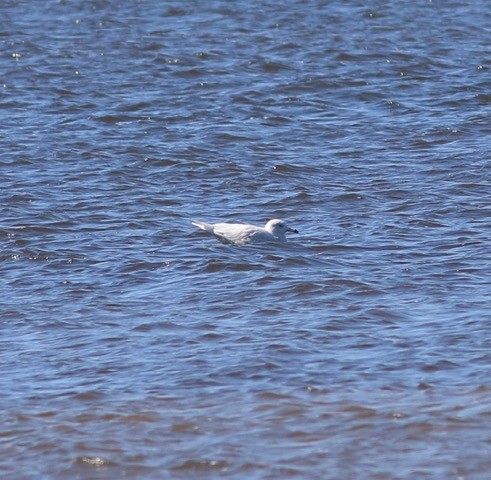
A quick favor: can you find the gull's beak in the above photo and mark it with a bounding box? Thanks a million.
[288,227,299,234]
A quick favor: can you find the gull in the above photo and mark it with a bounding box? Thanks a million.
[191,218,298,245]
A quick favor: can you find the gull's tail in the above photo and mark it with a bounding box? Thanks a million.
[192,220,214,234]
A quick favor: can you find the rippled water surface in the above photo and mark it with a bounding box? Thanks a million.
[1,1,490,478]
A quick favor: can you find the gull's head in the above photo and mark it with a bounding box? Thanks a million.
[265,219,299,241]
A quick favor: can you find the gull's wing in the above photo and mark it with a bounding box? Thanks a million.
[213,223,278,245]
[211,223,259,244]
[192,220,215,234]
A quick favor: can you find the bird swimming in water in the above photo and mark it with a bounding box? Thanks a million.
[191,218,298,245]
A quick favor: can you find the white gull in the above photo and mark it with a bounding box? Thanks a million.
[191,218,298,245]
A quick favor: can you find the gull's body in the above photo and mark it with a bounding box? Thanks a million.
[191,219,298,245]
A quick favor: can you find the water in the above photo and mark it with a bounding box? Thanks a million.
[1,0,490,478]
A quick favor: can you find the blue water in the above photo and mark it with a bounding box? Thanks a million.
[1,1,490,478]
